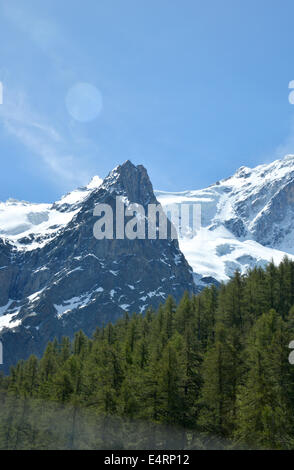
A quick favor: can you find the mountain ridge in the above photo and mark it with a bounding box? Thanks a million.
[0,160,195,373]
[156,154,294,283]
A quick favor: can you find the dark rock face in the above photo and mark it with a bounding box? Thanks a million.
[0,161,195,373]
[224,218,247,238]
[223,165,294,253]
[251,180,294,248]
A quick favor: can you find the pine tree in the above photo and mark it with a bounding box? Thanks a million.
[235,309,294,449]
[198,323,240,440]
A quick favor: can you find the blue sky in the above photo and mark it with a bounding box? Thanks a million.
[1,0,294,202]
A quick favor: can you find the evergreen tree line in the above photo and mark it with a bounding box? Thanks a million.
[1,258,294,449]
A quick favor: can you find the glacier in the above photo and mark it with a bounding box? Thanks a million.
[156,154,294,283]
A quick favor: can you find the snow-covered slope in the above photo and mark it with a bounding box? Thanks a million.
[156,154,294,283]
[0,175,102,250]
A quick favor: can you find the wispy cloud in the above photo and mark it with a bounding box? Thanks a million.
[0,1,97,190]
[0,88,93,186]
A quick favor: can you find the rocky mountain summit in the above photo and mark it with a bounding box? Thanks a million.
[0,161,194,372]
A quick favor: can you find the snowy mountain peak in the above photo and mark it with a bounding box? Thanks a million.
[0,174,102,250]
[86,175,103,189]
[55,174,102,208]
[282,153,294,161]
[156,154,294,283]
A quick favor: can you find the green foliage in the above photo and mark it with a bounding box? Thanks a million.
[1,258,294,449]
